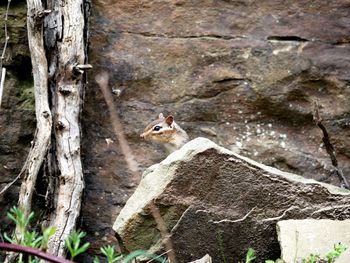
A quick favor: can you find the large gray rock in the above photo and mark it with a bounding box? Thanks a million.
[113,138,350,262]
[278,219,350,263]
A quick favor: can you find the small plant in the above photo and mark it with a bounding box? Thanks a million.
[3,206,56,263]
[325,243,347,263]
[65,230,90,260]
[245,248,256,263]
[302,253,321,263]
[93,245,123,263]
[266,243,347,263]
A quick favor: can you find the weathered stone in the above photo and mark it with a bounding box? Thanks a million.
[277,219,350,263]
[188,254,212,263]
[113,138,350,262]
[79,3,350,255]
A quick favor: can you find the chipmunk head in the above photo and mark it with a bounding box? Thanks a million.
[140,113,177,143]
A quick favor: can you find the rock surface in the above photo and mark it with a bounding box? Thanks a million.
[1,0,350,260]
[82,0,350,254]
[278,219,350,263]
[113,138,350,262]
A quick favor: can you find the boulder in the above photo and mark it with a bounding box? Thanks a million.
[113,138,350,262]
[278,219,350,263]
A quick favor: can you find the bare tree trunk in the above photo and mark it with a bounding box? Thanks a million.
[44,0,88,256]
[7,0,90,259]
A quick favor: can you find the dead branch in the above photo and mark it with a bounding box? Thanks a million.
[45,0,86,256]
[0,173,19,196]
[0,67,5,106]
[149,202,177,263]
[0,0,11,107]
[313,101,349,189]
[95,71,139,176]
[18,0,52,219]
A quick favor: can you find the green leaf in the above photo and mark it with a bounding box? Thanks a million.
[75,242,90,256]
[246,248,256,263]
[4,232,15,243]
[41,226,56,249]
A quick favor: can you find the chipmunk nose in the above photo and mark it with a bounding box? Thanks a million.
[140,133,145,139]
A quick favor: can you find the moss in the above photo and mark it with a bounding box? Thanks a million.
[17,78,35,111]
[0,3,29,63]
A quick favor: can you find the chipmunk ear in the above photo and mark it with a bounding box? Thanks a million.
[158,113,164,119]
[165,115,174,126]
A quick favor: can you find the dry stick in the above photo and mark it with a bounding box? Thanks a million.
[0,243,74,263]
[96,71,176,262]
[313,101,349,189]
[1,0,10,61]
[0,67,6,107]
[95,72,139,175]
[0,0,11,107]
[17,0,52,220]
[149,203,177,263]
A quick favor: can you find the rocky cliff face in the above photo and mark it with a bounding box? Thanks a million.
[83,0,350,253]
[1,0,350,260]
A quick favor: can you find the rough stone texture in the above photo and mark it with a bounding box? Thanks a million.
[80,1,350,254]
[1,0,350,260]
[277,219,350,263]
[113,138,350,262]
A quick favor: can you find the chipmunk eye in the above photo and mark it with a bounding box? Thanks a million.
[153,125,162,131]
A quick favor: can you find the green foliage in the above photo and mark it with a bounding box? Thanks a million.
[93,245,123,263]
[65,230,90,260]
[3,207,348,263]
[245,248,256,263]
[266,243,347,263]
[302,253,320,263]
[4,206,56,263]
[325,243,347,263]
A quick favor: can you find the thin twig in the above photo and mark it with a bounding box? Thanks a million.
[0,67,6,107]
[0,0,11,107]
[95,71,139,177]
[1,0,11,61]
[149,202,177,263]
[0,130,33,196]
[0,173,20,196]
[313,101,349,189]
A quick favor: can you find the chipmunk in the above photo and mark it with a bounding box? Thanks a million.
[140,113,189,153]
